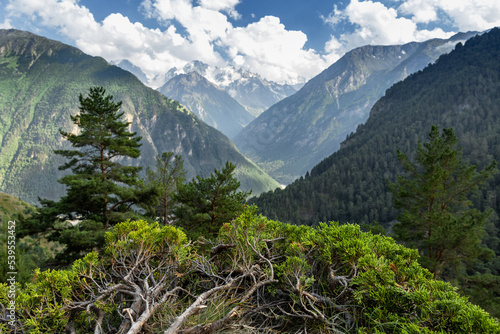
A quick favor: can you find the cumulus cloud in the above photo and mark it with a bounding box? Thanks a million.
[5,0,230,81]
[4,0,326,84]
[322,0,464,63]
[225,16,327,83]
[197,0,241,20]
[399,0,500,31]
[4,0,500,85]
[398,0,438,24]
[7,0,99,37]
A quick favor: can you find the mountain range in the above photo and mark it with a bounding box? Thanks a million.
[234,31,479,184]
[156,60,300,116]
[252,28,500,228]
[157,71,254,138]
[113,59,300,117]
[250,29,500,316]
[112,59,299,139]
[0,29,280,204]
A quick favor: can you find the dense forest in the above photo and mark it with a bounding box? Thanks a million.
[252,28,500,229]
[251,27,500,317]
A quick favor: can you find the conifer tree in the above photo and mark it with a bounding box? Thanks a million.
[54,86,153,228]
[389,125,497,278]
[174,161,249,239]
[19,87,156,263]
[144,152,186,224]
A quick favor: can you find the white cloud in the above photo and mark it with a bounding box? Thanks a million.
[5,0,500,86]
[0,19,12,29]
[197,0,241,20]
[321,5,345,27]
[6,0,98,36]
[435,0,500,31]
[224,16,327,83]
[322,0,456,62]
[398,0,438,24]
[5,0,229,81]
[397,0,500,31]
[4,0,325,84]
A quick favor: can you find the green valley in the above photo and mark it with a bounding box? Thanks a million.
[0,29,279,204]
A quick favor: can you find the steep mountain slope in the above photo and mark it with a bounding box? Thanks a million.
[110,59,148,83]
[234,32,478,184]
[252,28,500,228]
[158,71,254,138]
[212,66,300,117]
[0,29,279,204]
[0,192,32,221]
[157,60,299,116]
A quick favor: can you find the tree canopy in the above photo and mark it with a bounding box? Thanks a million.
[18,87,157,264]
[144,152,186,224]
[389,126,497,278]
[174,161,250,239]
[54,86,153,227]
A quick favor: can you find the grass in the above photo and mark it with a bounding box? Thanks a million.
[0,191,32,222]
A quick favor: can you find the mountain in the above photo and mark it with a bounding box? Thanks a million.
[157,71,255,138]
[110,59,148,83]
[234,31,479,184]
[0,191,32,221]
[209,66,300,117]
[157,60,299,116]
[0,29,280,204]
[251,28,500,228]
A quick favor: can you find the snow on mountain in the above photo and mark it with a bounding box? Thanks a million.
[157,61,300,116]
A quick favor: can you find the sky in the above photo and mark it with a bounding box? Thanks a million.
[1,0,500,85]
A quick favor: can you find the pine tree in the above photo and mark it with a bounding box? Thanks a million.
[389,126,497,278]
[19,87,157,263]
[144,152,186,224]
[54,86,154,228]
[174,161,250,239]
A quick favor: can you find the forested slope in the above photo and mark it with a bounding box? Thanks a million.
[235,32,477,184]
[253,28,500,228]
[0,29,279,203]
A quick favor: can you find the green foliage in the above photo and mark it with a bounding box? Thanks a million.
[389,126,497,278]
[251,27,500,316]
[458,274,500,319]
[54,86,151,227]
[0,195,59,285]
[104,219,189,262]
[1,219,190,333]
[144,152,186,224]
[17,87,160,264]
[175,161,250,239]
[14,268,78,333]
[2,213,500,333]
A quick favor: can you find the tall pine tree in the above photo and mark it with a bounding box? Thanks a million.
[19,87,156,263]
[389,126,497,278]
[54,86,153,227]
[144,152,186,224]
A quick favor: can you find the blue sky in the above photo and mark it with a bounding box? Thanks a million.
[2,0,500,84]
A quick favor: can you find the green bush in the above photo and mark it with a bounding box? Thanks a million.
[1,211,498,333]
